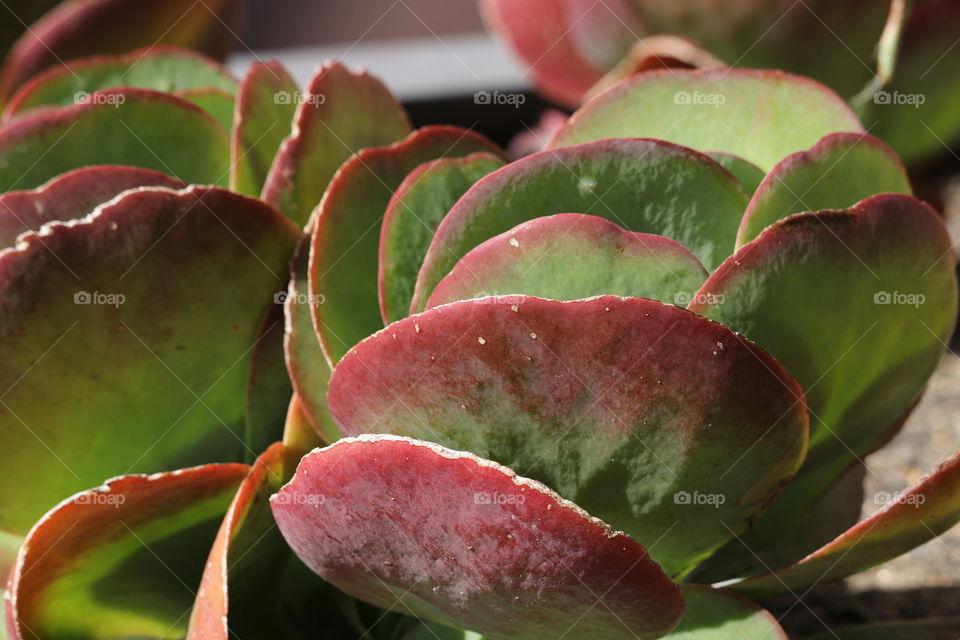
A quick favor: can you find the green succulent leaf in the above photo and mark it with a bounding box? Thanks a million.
[379,151,506,324]
[0,0,243,102]
[284,235,339,443]
[733,448,960,597]
[261,61,412,227]
[0,186,299,534]
[736,133,911,247]
[0,88,232,190]
[309,125,503,363]
[0,165,185,248]
[690,194,958,577]
[425,214,708,307]
[2,46,237,119]
[705,152,765,195]
[665,586,787,639]
[271,434,686,640]
[411,138,748,312]
[6,463,248,640]
[551,69,864,171]
[230,60,298,196]
[174,86,235,135]
[327,296,808,577]
[244,303,294,459]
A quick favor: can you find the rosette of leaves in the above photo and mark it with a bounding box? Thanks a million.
[480,0,960,165]
[0,46,958,640]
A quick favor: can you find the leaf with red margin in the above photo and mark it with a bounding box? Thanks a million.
[285,234,340,443]
[327,296,808,578]
[379,151,507,324]
[689,194,957,579]
[425,214,708,307]
[0,88,232,190]
[666,586,787,639]
[0,0,242,102]
[733,449,960,597]
[230,61,298,196]
[551,69,864,172]
[2,46,237,119]
[0,186,299,536]
[410,138,748,312]
[271,434,686,640]
[0,165,185,248]
[479,0,641,108]
[5,463,248,640]
[261,61,411,227]
[309,126,504,363]
[736,133,911,247]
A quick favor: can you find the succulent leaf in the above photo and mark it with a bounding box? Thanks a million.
[411,138,748,312]
[379,151,507,324]
[327,296,808,577]
[665,586,787,639]
[271,434,686,640]
[551,69,864,172]
[425,214,708,307]
[309,125,503,363]
[174,86,235,134]
[244,301,294,459]
[261,61,412,227]
[704,152,764,196]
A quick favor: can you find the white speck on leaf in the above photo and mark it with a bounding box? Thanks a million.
[477,337,486,345]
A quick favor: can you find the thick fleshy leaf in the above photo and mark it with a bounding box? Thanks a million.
[479,0,641,108]
[551,69,864,171]
[411,138,748,312]
[310,126,503,363]
[261,61,411,226]
[230,61,298,196]
[3,46,236,119]
[244,301,293,459]
[666,586,786,639]
[0,0,242,102]
[0,165,185,248]
[175,87,235,135]
[328,296,808,577]
[804,618,960,640]
[187,443,292,638]
[734,449,960,597]
[736,133,911,247]
[0,88,231,191]
[705,152,765,196]
[0,186,299,534]
[426,214,708,307]
[6,463,248,640]
[284,234,339,443]
[690,194,957,576]
[271,434,686,640]
[378,151,506,324]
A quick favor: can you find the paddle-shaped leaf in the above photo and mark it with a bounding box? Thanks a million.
[0,0,242,101]
[262,61,411,226]
[666,586,786,639]
[309,126,503,363]
[426,214,708,307]
[733,448,960,597]
[551,69,864,171]
[690,194,957,574]
[271,434,686,640]
[0,186,299,535]
[0,88,231,190]
[411,138,748,312]
[737,133,911,247]
[3,46,237,119]
[230,61,298,196]
[328,296,808,577]
[6,463,248,640]
[379,151,506,324]
[175,86,235,134]
[0,165,185,248]
[243,302,292,458]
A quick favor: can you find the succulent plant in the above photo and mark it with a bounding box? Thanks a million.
[0,43,957,640]
[480,0,960,164]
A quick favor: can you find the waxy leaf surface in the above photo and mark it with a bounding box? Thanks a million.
[271,434,686,640]
[328,296,808,577]
[665,586,787,639]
